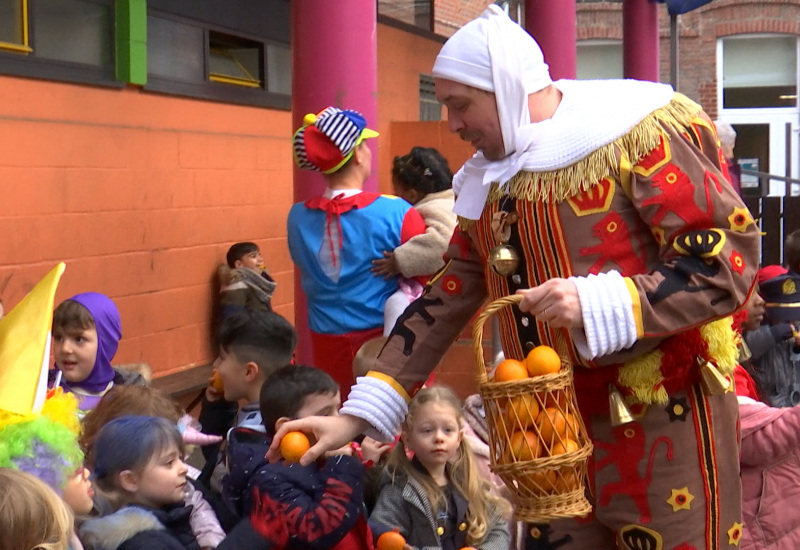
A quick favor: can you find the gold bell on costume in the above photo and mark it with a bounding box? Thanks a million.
[488,244,520,277]
[698,357,730,395]
[608,384,635,426]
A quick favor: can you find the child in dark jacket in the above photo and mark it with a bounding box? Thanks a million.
[238,365,374,550]
[80,415,289,550]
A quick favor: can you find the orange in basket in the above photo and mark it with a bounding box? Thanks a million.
[505,394,541,430]
[494,358,529,382]
[525,345,561,377]
[507,430,544,461]
[537,407,579,447]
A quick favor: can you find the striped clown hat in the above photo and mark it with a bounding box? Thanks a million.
[293,107,379,174]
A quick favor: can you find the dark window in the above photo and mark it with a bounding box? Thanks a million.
[0,0,116,86]
[378,0,433,32]
[145,5,290,109]
[420,74,440,121]
[0,0,29,52]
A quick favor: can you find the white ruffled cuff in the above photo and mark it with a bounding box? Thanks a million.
[569,271,637,359]
[340,376,408,443]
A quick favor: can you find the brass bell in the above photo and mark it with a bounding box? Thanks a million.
[699,357,731,395]
[488,244,520,277]
[738,340,752,363]
[608,384,635,426]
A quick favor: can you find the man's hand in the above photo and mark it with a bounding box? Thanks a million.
[371,251,400,278]
[516,278,583,328]
[267,414,369,466]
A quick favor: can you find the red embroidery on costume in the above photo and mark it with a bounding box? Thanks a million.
[729,250,745,275]
[641,164,711,228]
[579,211,647,276]
[440,275,462,296]
[594,424,674,524]
[449,229,472,259]
[567,177,615,216]
[659,328,708,395]
[674,543,697,550]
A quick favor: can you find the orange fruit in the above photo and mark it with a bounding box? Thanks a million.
[280,431,310,463]
[507,430,543,462]
[504,394,541,431]
[493,359,529,382]
[551,438,579,456]
[537,408,579,448]
[209,370,224,393]
[377,528,406,550]
[525,345,562,377]
[553,468,581,493]
[519,468,556,496]
[540,391,568,410]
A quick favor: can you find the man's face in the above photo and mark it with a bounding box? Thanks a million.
[435,78,504,160]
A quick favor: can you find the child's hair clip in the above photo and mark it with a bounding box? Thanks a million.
[423,168,432,177]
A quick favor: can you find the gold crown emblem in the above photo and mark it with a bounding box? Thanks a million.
[783,278,796,295]
[567,178,614,216]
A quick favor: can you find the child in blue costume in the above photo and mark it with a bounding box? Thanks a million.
[288,107,425,400]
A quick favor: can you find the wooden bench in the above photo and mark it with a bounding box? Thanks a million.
[151,363,214,412]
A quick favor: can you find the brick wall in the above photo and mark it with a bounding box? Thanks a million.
[0,76,294,377]
[577,0,800,119]
[434,0,494,37]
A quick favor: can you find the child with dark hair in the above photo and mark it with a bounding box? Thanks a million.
[79,415,290,550]
[235,365,374,550]
[217,242,276,325]
[372,146,457,335]
[198,310,296,524]
[786,229,800,274]
[744,269,800,407]
[49,292,146,412]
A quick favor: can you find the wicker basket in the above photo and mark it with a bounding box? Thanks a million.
[473,294,593,522]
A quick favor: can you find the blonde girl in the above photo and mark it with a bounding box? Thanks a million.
[369,386,511,550]
[0,468,74,550]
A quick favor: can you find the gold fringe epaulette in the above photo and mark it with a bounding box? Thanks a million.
[456,93,702,234]
[617,316,738,405]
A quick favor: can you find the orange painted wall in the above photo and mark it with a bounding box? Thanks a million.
[375,24,445,193]
[0,75,295,377]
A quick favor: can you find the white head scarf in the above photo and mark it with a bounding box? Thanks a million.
[433,6,675,219]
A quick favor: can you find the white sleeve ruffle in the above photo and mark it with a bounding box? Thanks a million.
[569,271,637,359]
[340,375,408,443]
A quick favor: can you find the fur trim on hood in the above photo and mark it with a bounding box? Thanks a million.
[79,507,164,550]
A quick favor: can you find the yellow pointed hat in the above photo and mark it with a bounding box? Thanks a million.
[0,263,65,416]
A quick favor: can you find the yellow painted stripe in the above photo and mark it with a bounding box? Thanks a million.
[624,277,644,338]
[366,371,411,403]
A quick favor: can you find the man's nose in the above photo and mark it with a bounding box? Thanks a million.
[447,112,464,133]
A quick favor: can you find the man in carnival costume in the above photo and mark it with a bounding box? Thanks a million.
[271,7,759,548]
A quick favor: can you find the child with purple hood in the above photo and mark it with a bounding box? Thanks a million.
[49,292,146,412]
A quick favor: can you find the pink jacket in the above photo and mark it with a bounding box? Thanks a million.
[739,396,800,550]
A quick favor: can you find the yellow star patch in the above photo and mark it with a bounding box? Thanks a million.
[666,487,695,511]
[728,207,754,233]
[727,521,743,545]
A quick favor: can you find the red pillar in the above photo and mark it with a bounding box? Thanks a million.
[524,0,576,80]
[623,0,660,82]
[291,1,378,364]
